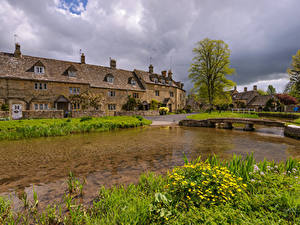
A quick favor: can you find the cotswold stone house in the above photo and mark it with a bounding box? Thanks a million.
[231,85,274,111]
[0,44,185,118]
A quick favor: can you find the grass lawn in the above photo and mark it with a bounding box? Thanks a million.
[0,116,151,140]
[0,154,299,224]
[187,112,259,120]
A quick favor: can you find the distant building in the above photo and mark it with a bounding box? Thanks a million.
[231,85,274,111]
[0,44,186,118]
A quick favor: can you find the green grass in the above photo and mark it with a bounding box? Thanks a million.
[0,155,299,224]
[187,112,259,120]
[0,116,151,140]
[292,118,300,125]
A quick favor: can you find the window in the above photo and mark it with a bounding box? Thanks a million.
[44,104,48,110]
[34,104,38,110]
[131,79,136,86]
[169,81,172,86]
[69,87,80,94]
[72,103,80,110]
[107,76,114,83]
[34,66,44,75]
[161,79,165,84]
[133,93,139,98]
[108,90,116,97]
[170,91,174,97]
[34,83,47,90]
[108,104,116,110]
[154,78,158,84]
[155,90,160,96]
[39,104,43,110]
[68,70,76,77]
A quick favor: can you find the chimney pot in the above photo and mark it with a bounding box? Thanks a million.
[161,70,167,77]
[81,53,85,64]
[244,87,247,92]
[149,64,153,73]
[253,85,257,91]
[110,58,116,69]
[14,43,21,58]
[234,86,237,90]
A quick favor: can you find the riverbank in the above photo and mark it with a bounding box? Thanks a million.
[0,116,151,140]
[0,155,299,224]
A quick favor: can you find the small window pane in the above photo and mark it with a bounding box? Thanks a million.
[39,104,43,110]
[39,83,43,89]
[35,83,38,89]
[77,88,80,94]
[44,83,47,89]
[44,104,48,110]
[34,104,38,110]
[69,88,73,94]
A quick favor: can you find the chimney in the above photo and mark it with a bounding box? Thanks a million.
[234,86,237,90]
[181,83,184,89]
[81,53,85,64]
[244,87,247,92]
[14,43,21,58]
[253,85,257,91]
[110,58,116,69]
[161,70,167,77]
[149,64,153,73]
[168,70,173,79]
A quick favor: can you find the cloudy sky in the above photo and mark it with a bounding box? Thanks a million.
[0,0,299,93]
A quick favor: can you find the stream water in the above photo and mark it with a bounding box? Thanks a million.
[0,125,299,209]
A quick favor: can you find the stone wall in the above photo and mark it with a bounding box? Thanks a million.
[115,110,159,117]
[284,125,300,139]
[22,110,64,119]
[71,110,105,118]
[257,112,300,119]
[0,111,9,118]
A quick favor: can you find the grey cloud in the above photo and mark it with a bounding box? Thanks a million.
[0,0,299,92]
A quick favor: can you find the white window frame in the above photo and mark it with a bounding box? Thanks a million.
[34,66,45,75]
[68,70,76,77]
[34,83,38,90]
[154,78,158,84]
[131,79,136,86]
[34,104,38,110]
[108,90,116,97]
[39,104,43,110]
[107,76,114,83]
[155,90,159,96]
[161,79,165,84]
[133,93,139,98]
[44,104,48,110]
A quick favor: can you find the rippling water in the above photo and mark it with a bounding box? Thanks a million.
[0,125,299,209]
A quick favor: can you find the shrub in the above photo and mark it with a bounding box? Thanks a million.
[167,162,247,208]
[1,104,9,111]
[276,94,298,105]
[159,107,169,115]
[150,99,161,110]
[122,96,138,111]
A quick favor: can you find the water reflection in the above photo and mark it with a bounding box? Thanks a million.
[0,126,299,209]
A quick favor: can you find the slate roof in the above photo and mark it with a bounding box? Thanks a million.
[232,90,258,104]
[248,95,274,106]
[134,69,183,89]
[0,52,145,91]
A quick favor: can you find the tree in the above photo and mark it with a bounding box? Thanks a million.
[70,91,103,110]
[257,89,268,96]
[189,38,235,108]
[276,94,298,105]
[267,85,276,95]
[286,50,300,100]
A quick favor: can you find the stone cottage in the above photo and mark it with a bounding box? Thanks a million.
[0,44,186,118]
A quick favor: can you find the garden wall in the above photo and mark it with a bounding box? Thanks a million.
[115,110,159,117]
[257,112,300,119]
[0,111,9,118]
[71,110,105,118]
[22,110,64,119]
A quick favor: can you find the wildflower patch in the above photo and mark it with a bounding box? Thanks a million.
[167,162,247,207]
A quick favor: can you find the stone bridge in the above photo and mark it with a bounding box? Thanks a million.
[179,118,285,131]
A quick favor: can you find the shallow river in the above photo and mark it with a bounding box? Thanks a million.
[0,125,299,209]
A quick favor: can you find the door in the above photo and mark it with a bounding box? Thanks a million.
[57,102,68,111]
[12,104,22,119]
[168,104,172,112]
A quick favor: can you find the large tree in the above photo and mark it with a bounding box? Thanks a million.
[285,49,300,100]
[189,38,235,108]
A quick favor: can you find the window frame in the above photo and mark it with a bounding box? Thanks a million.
[108,90,116,97]
[170,91,174,97]
[34,66,45,75]
[107,76,114,83]
[108,104,116,111]
[133,93,139,98]
[155,90,160,96]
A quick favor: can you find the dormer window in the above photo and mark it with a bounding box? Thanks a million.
[169,81,172,86]
[68,70,76,77]
[161,79,166,84]
[105,74,114,83]
[154,78,158,84]
[131,79,136,86]
[34,66,44,74]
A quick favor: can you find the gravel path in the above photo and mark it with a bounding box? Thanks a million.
[145,113,196,125]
